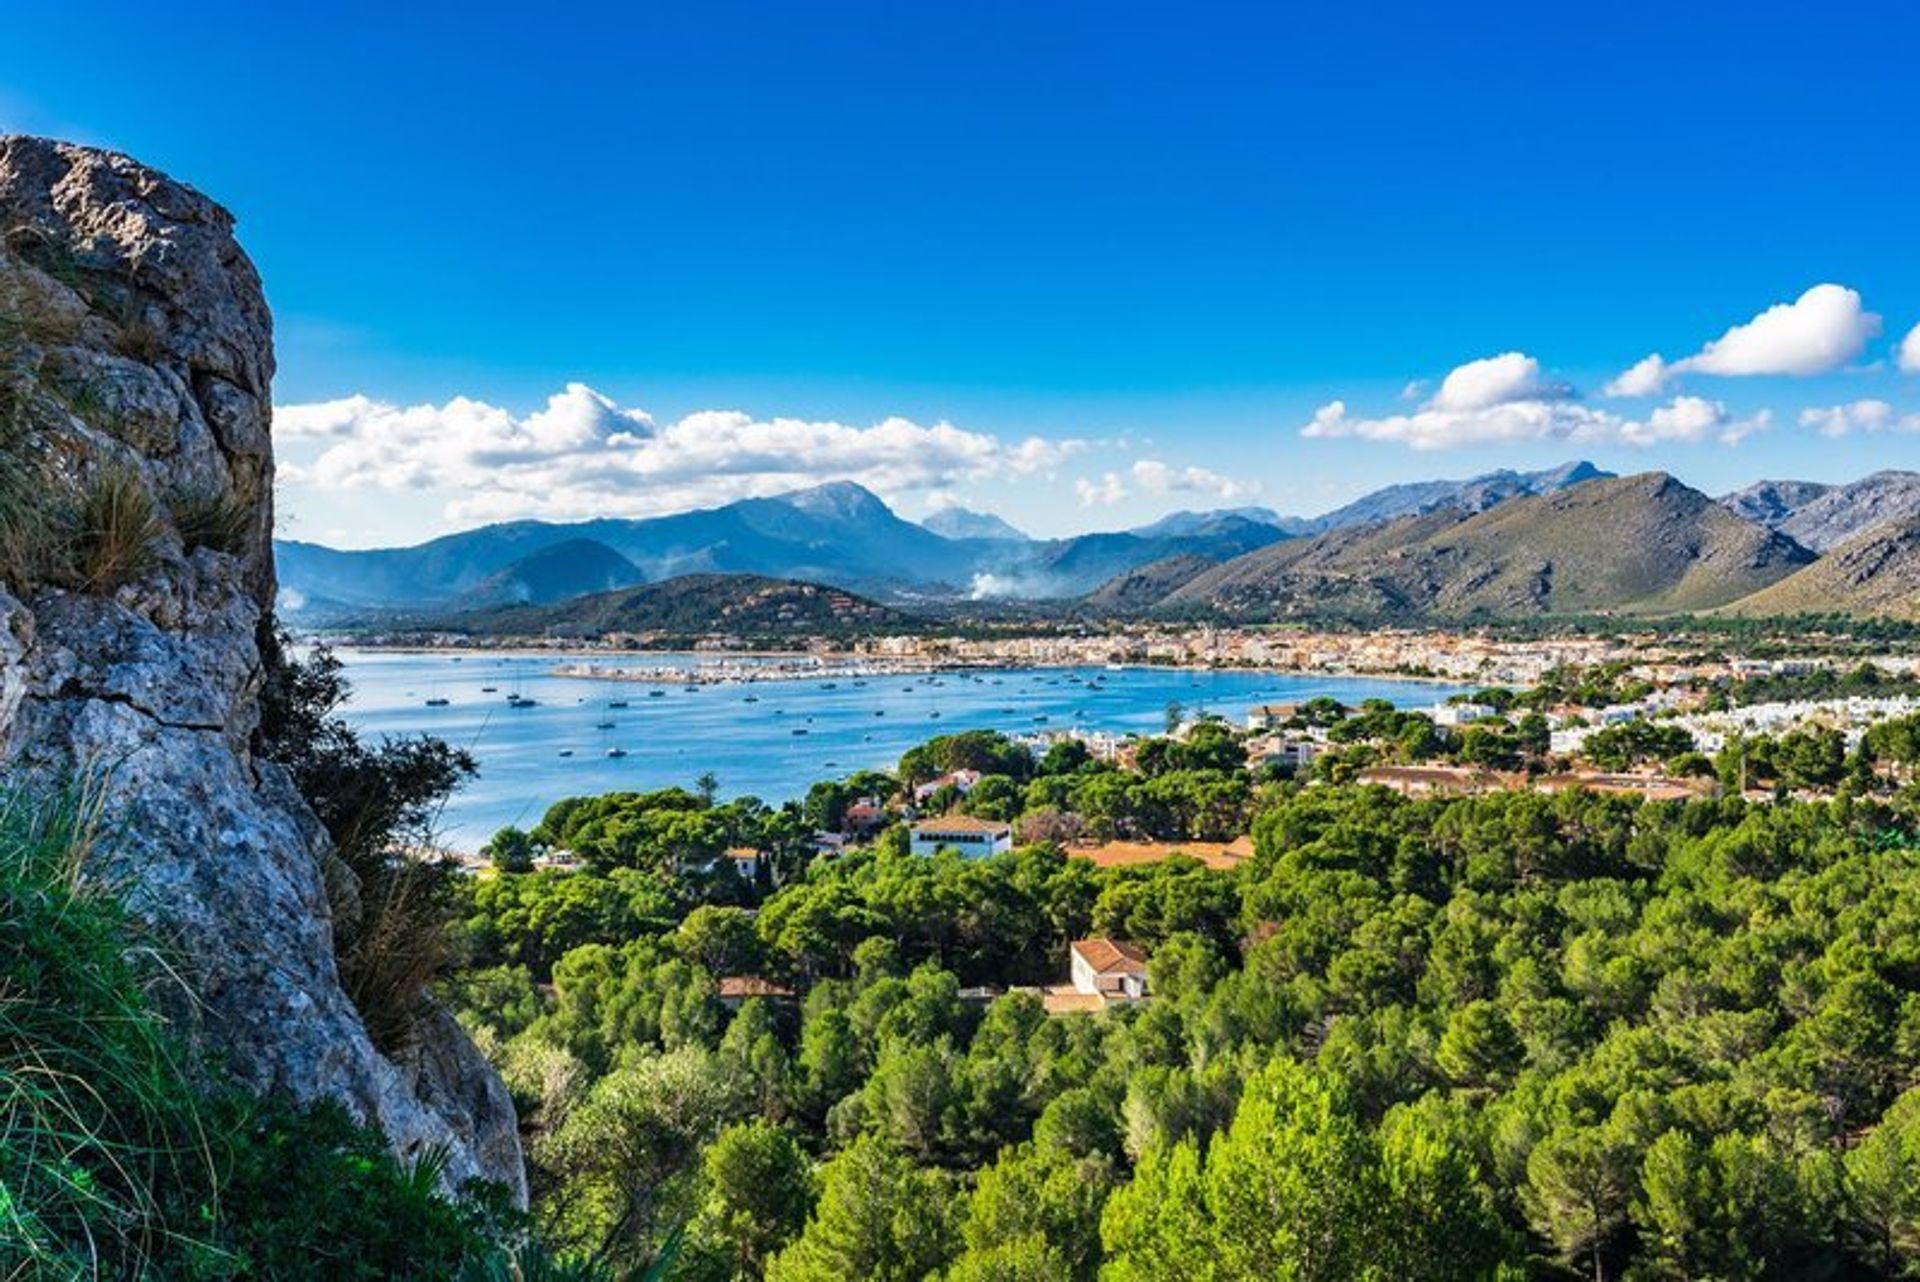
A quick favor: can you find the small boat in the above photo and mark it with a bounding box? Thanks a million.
[649,689,666,698]
[744,694,760,703]
[874,710,885,717]
[507,698,539,708]
[606,747,628,759]
[1033,714,1050,723]
[929,711,941,718]
[558,749,574,758]
[683,684,699,692]
[481,686,499,693]
[792,728,809,736]
[608,700,630,709]
[595,720,616,730]
[425,698,450,707]
[820,682,838,690]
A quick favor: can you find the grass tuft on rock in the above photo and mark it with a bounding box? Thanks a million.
[171,481,254,555]
[71,464,162,590]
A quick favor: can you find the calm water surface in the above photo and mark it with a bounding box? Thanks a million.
[332,649,1472,846]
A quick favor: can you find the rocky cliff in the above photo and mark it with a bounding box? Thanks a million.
[0,136,522,1198]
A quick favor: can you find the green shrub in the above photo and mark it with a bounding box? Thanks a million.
[0,782,556,1278]
[0,783,203,1276]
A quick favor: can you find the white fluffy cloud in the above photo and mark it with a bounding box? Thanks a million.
[1608,283,1882,395]
[1429,352,1570,412]
[275,383,1088,523]
[1899,322,1920,374]
[1603,355,1670,399]
[1798,399,1920,437]
[1300,353,1760,451]
[1129,458,1258,501]
[1075,472,1128,507]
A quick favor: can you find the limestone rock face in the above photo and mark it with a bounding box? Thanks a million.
[0,136,523,1200]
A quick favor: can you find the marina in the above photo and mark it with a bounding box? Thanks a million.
[331,648,1470,845]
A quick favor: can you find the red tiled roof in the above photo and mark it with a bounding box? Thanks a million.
[1071,938,1148,976]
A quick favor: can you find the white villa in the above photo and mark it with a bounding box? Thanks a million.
[908,815,1014,858]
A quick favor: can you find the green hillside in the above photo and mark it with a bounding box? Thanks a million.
[447,572,908,640]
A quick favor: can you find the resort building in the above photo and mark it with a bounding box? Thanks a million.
[913,769,984,802]
[1067,938,1149,1003]
[1431,701,1497,727]
[1245,702,1301,731]
[908,815,1014,857]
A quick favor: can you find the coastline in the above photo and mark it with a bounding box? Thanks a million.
[332,640,1477,691]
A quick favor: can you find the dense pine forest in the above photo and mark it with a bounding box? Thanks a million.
[444,713,1920,1278]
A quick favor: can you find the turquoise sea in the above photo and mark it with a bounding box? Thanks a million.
[331,649,1472,846]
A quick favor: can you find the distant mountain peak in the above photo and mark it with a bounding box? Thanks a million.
[777,479,892,520]
[1284,459,1616,536]
[1720,470,1920,553]
[1128,507,1285,540]
[921,506,1030,541]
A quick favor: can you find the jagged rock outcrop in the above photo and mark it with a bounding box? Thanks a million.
[0,136,523,1199]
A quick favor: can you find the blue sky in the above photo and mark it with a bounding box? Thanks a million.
[6,2,1920,546]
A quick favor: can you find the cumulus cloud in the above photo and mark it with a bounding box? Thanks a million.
[1075,472,1127,507]
[1899,322,1920,374]
[1603,355,1670,399]
[1607,283,1882,395]
[1300,353,1761,451]
[1798,399,1920,437]
[1428,352,1571,412]
[274,383,1089,523]
[1129,458,1259,500]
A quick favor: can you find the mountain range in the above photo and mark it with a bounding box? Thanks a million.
[277,461,1920,627]
[1141,472,1814,619]
[276,461,1617,620]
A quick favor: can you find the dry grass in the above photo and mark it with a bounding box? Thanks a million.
[335,850,462,1053]
[171,483,253,555]
[71,466,162,591]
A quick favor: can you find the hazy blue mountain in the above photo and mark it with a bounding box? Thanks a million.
[921,507,1029,541]
[1129,507,1285,539]
[276,481,977,612]
[275,480,1295,613]
[453,538,645,610]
